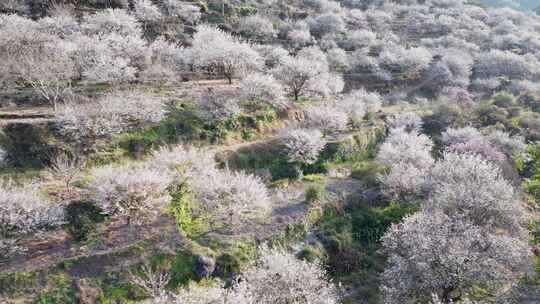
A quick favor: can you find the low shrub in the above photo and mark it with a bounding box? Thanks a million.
[301,158,329,175]
[35,275,75,304]
[351,161,388,188]
[64,200,105,242]
[167,183,207,237]
[475,102,510,127]
[492,92,516,108]
[0,123,56,167]
[214,253,240,279]
[169,251,199,288]
[305,184,326,204]
[315,201,419,303]
[297,242,328,263]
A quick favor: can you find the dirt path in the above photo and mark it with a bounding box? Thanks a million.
[0,106,54,126]
[0,215,180,275]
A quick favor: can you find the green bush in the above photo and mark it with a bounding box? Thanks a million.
[97,273,140,303]
[507,106,522,118]
[519,93,540,113]
[519,115,540,142]
[492,92,516,108]
[529,220,540,245]
[301,159,329,176]
[214,253,240,279]
[475,103,509,127]
[119,101,276,153]
[351,161,388,188]
[0,123,55,167]
[236,5,257,16]
[297,243,328,263]
[214,242,256,279]
[169,252,198,288]
[35,275,75,304]
[64,200,105,242]
[422,104,470,137]
[305,184,326,204]
[230,150,300,180]
[523,143,540,205]
[157,102,210,142]
[315,201,418,303]
[168,183,207,237]
[349,203,419,248]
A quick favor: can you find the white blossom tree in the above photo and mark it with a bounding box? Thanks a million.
[271,48,342,101]
[485,130,526,158]
[387,112,423,133]
[133,0,162,24]
[426,152,524,232]
[377,44,433,80]
[150,146,271,227]
[199,90,242,121]
[37,8,81,38]
[442,127,507,162]
[156,284,252,304]
[376,128,434,171]
[254,45,289,68]
[474,50,537,81]
[237,15,277,41]
[82,9,141,37]
[149,247,340,303]
[163,0,201,24]
[304,105,348,134]
[382,210,530,304]
[86,164,171,225]
[0,14,76,110]
[379,161,429,201]
[0,182,65,256]
[0,0,28,14]
[150,145,217,179]
[445,137,506,162]
[129,262,170,299]
[15,42,76,111]
[308,13,346,38]
[287,28,313,48]
[271,55,320,101]
[343,29,377,51]
[441,127,482,146]
[236,246,341,304]
[339,88,382,123]
[55,91,165,145]
[280,128,325,164]
[186,168,271,227]
[72,32,147,83]
[326,47,349,71]
[190,25,262,84]
[377,127,434,200]
[239,73,285,106]
[424,51,473,93]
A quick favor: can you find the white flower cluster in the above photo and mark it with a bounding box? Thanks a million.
[280,128,326,164]
[149,247,340,304]
[55,90,165,142]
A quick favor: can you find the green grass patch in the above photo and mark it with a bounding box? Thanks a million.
[35,274,76,304]
[305,184,326,204]
[97,273,141,304]
[168,251,199,288]
[316,201,419,303]
[167,183,209,238]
